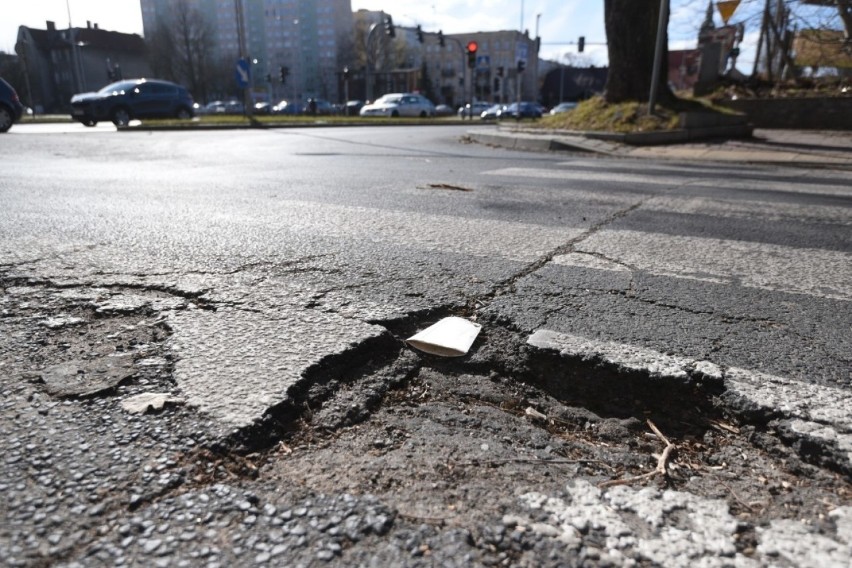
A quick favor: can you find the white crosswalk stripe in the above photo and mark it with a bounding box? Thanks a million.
[556,229,852,301]
[485,166,852,197]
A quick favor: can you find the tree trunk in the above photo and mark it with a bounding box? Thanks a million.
[604,0,672,104]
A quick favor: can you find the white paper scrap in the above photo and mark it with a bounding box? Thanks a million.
[407,317,482,357]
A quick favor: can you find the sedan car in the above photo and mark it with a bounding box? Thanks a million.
[458,101,490,119]
[272,100,302,115]
[344,100,364,116]
[0,77,25,133]
[304,98,336,116]
[70,78,195,126]
[550,102,578,115]
[499,101,543,120]
[360,93,435,118]
[434,104,455,117]
[480,104,506,121]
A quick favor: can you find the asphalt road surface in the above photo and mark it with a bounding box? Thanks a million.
[2,124,850,567]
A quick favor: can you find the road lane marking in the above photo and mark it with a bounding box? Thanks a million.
[246,200,587,262]
[643,195,852,226]
[554,229,852,301]
[486,167,852,197]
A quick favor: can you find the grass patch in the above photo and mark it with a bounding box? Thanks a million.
[535,95,733,133]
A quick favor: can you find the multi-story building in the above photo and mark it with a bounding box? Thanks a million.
[352,21,540,106]
[15,21,150,113]
[429,30,539,106]
[140,0,354,105]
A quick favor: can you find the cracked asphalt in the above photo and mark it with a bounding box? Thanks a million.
[1,124,851,566]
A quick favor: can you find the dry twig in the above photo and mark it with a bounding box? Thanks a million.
[598,419,675,489]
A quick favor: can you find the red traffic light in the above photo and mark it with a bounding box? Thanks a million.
[466,41,478,53]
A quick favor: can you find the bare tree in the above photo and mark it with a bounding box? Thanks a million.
[145,2,216,102]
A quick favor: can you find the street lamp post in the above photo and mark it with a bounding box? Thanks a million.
[648,0,669,114]
[365,22,380,101]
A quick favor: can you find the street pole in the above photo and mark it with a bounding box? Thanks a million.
[365,23,379,101]
[235,0,252,117]
[648,0,669,115]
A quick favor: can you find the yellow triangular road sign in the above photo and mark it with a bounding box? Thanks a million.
[717,0,741,25]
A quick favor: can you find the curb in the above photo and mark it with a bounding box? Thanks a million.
[466,130,852,169]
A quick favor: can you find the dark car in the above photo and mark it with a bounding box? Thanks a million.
[0,77,25,133]
[70,78,195,127]
[481,104,506,120]
[499,101,543,120]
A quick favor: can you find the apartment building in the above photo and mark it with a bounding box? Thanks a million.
[140,0,354,104]
[429,30,540,105]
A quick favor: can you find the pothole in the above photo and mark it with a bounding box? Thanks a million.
[211,315,844,540]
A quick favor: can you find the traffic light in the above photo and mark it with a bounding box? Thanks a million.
[466,41,478,68]
[517,59,526,73]
[266,73,272,83]
[496,66,504,77]
[279,66,289,84]
[342,66,350,80]
[384,15,395,37]
[437,30,445,47]
[578,36,585,53]
[416,25,424,44]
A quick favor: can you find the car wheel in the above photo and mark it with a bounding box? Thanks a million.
[176,107,192,120]
[391,110,399,118]
[419,111,427,118]
[82,119,97,127]
[111,107,131,127]
[0,106,12,133]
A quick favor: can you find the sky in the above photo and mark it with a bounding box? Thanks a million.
[1,0,768,71]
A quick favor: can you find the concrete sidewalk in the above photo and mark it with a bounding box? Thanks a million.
[468,126,852,169]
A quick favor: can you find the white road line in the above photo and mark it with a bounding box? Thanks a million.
[486,166,852,197]
[261,201,586,262]
[555,229,852,301]
[643,195,852,226]
[484,167,686,187]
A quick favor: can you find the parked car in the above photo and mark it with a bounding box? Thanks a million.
[360,93,435,118]
[70,78,194,126]
[343,100,364,116]
[196,100,226,115]
[480,104,506,121]
[272,100,302,115]
[499,101,543,119]
[304,98,336,115]
[0,77,25,133]
[434,104,455,117]
[550,102,578,115]
[458,101,490,119]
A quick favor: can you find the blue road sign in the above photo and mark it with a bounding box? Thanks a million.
[235,58,250,88]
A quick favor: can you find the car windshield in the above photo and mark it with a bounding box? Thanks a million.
[97,80,139,94]
[376,95,403,104]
